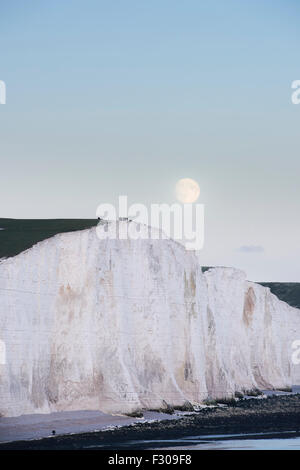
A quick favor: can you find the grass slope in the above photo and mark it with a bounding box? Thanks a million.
[259,283,300,310]
[0,218,98,259]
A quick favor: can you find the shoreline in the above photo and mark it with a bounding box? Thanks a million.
[0,410,180,445]
[1,394,300,450]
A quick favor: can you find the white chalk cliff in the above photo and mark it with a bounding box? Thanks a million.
[0,222,299,417]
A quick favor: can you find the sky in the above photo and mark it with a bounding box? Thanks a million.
[0,0,300,281]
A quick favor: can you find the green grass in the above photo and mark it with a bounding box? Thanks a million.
[201,266,212,273]
[259,282,300,309]
[0,218,98,259]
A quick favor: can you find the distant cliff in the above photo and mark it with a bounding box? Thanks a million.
[0,222,299,417]
[259,283,300,310]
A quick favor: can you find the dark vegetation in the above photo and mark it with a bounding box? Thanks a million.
[0,218,98,259]
[259,283,300,309]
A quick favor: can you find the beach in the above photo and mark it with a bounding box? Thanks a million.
[1,393,300,450]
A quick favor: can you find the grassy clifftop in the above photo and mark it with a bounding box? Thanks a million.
[259,283,300,310]
[0,218,98,259]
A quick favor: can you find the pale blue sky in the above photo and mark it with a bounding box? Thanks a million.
[0,0,300,281]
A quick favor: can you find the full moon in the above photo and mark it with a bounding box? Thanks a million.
[175,178,200,203]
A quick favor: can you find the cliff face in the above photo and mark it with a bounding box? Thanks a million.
[0,223,299,417]
[204,269,300,394]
